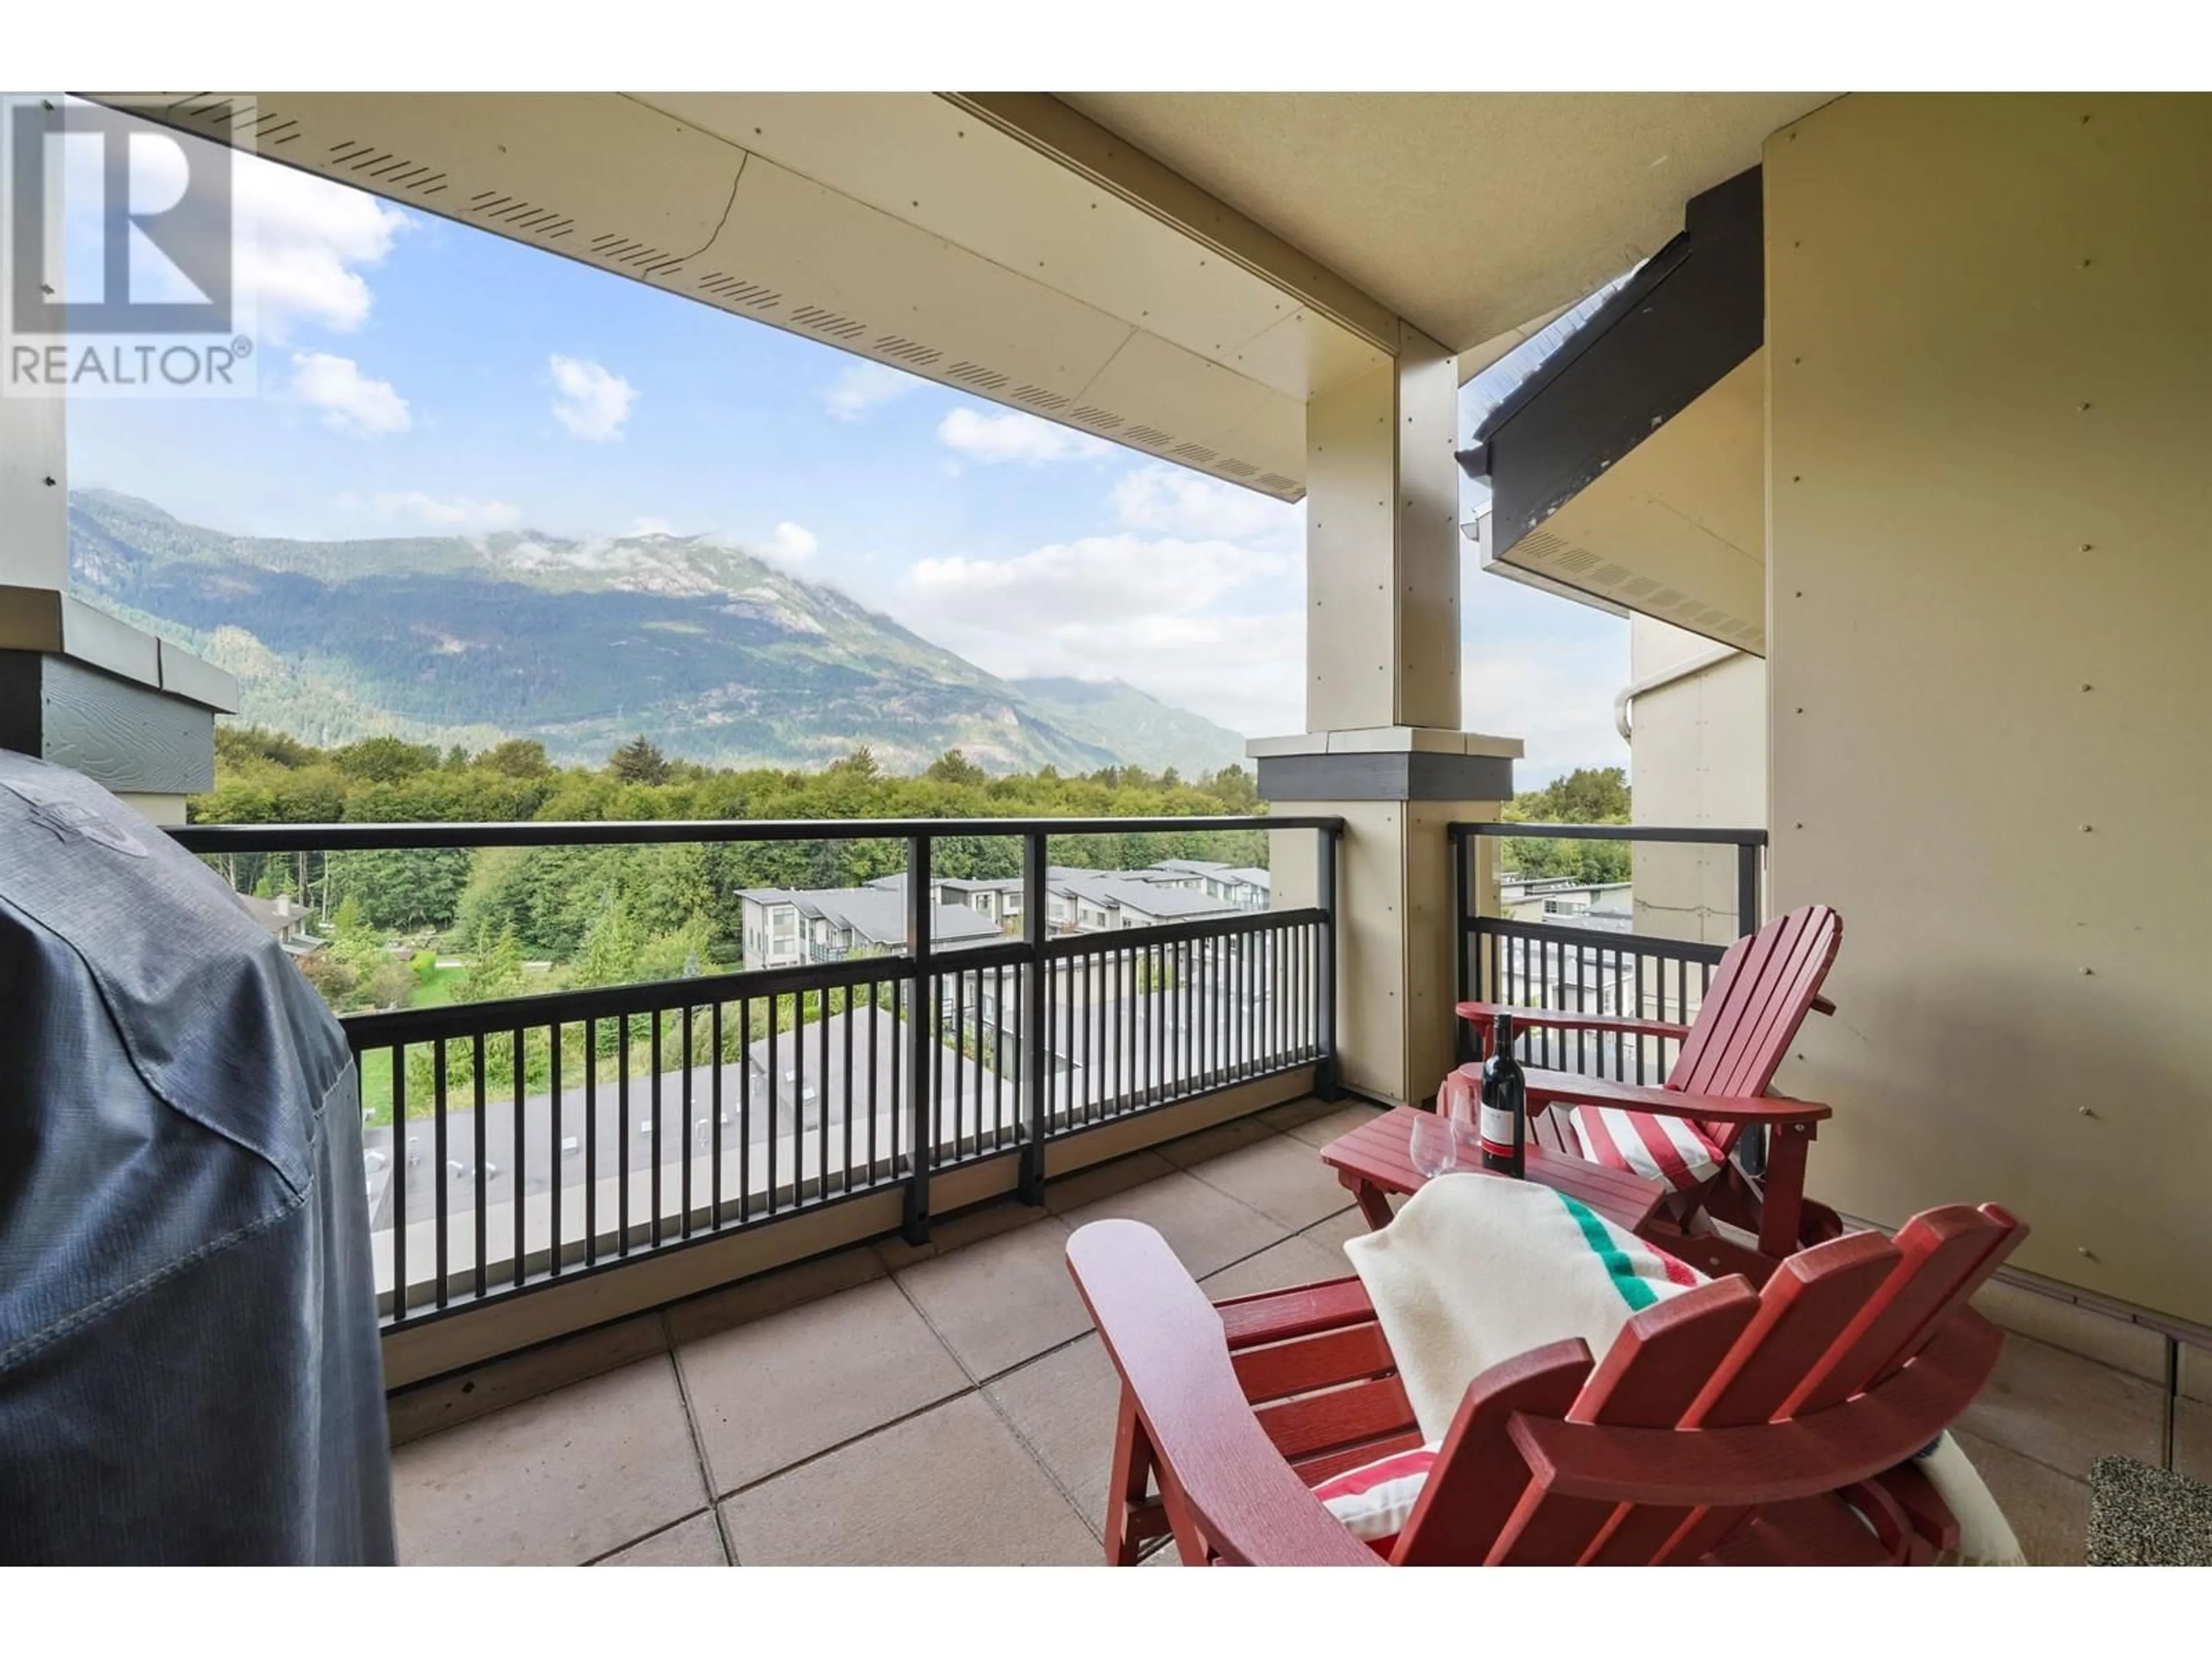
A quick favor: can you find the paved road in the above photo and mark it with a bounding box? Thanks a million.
[359,983,1289,1230]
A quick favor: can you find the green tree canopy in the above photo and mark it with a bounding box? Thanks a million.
[480,737,554,778]
[190,725,1277,961]
[332,736,441,783]
[1501,765,1631,884]
[925,749,986,787]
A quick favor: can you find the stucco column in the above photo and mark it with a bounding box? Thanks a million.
[1257,320,1522,1108]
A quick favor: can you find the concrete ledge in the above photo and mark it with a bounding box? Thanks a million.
[1247,726,1524,760]
[0,586,237,709]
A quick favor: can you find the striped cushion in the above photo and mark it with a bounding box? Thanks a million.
[1570,1104,1725,1192]
[1313,1442,1439,1549]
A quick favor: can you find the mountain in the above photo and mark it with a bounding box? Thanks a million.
[1009,677,1247,778]
[66,490,1240,777]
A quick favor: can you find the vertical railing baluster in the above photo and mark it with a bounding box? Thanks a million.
[1242,929,1254,1078]
[967,967,981,1151]
[1450,826,1471,1066]
[389,1045,407,1324]
[843,981,857,1191]
[548,1022,563,1276]
[1155,942,1167,1104]
[740,997,754,1225]
[990,963,1003,1149]
[584,1018,599,1266]
[711,1001,725,1225]
[817,986,832,1201]
[1274,924,1285,1068]
[650,1009,665,1247]
[767,999,780,1218]
[510,1025,524,1292]
[801,987,812,1201]
[684,998,697,1237]
[1180,937,1192,1087]
[868,980,882,1184]
[433,1037,449,1310]
[887,980,901,1188]
[1019,833,1047,1203]
[902,834,933,1244]
[1576,937,1589,1076]
[472,1031,487,1301]
[1316,828,1338,1098]
[1120,946,1132,1111]
[618,1015,631,1253]
[1550,940,1562,1069]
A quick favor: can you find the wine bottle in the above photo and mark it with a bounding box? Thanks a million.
[1479,1012,1527,1177]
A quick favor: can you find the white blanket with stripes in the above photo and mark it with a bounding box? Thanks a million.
[1338,1170,2024,1563]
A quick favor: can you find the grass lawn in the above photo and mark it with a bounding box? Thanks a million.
[358,1045,394,1125]
[354,963,469,1124]
[409,964,467,1009]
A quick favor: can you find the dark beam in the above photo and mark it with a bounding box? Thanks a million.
[1459,166,1764,558]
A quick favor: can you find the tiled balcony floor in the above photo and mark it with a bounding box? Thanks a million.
[390,1096,1385,1566]
[388,1095,2205,1566]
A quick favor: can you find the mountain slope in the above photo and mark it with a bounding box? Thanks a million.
[69,490,1153,775]
[1009,676,1247,778]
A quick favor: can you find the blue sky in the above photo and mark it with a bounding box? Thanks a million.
[65,126,1630,783]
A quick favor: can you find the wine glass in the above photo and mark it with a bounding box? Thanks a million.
[1410,1112,1458,1181]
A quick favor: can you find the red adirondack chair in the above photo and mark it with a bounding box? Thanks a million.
[1067,1200,2024,1566]
[1452,903,1843,1265]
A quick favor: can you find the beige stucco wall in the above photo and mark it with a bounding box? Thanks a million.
[1765,93,2212,1322]
[1629,616,1768,946]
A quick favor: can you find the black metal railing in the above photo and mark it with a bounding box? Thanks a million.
[169,815,1341,1330]
[1446,821,1766,1082]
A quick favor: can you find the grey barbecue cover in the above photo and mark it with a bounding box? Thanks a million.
[0,752,394,1563]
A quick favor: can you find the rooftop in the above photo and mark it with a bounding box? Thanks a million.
[737,885,1001,949]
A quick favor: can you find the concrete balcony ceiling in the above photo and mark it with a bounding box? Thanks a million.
[101,91,1828,512]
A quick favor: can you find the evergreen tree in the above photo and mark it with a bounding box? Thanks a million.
[609,735,672,784]
[570,892,643,990]
[463,926,527,1002]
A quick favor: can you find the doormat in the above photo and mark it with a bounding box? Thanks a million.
[2086,1455,2212,1565]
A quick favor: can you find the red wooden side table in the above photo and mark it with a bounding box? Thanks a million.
[1317,1105,1668,1236]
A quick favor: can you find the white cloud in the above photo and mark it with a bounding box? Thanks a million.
[237,156,412,340]
[628,516,680,537]
[291,351,410,434]
[56,119,410,343]
[372,491,523,534]
[1459,568,1633,780]
[699,521,820,570]
[1461,638,1631,783]
[548,355,638,441]
[824,361,922,421]
[764,522,819,567]
[910,534,1287,624]
[897,532,1300,737]
[937,406,1109,465]
[1111,465,1300,547]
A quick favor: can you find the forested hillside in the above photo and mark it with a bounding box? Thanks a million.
[199,727,1270,1014]
[70,489,1251,775]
